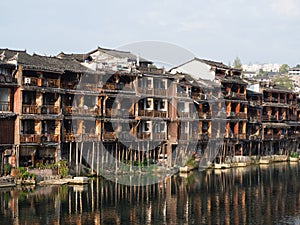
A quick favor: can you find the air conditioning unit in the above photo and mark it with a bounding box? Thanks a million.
[24,77,31,84]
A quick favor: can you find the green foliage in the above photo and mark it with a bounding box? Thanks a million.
[186,158,195,168]
[272,74,294,90]
[295,64,300,68]
[57,160,69,177]
[290,152,299,158]
[279,64,290,74]
[232,57,242,69]
[16,167,35,179]
[257,69,268,77]
[4,163,11,175]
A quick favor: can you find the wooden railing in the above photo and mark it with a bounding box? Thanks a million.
[154,89,167,96]
[178,112,190,118]
[22,105,40,114]
[138,109,154,117]
[23,77,39,86]
[40,134,59,143]
[178,133,188,141]
[177,92,189,98]
[41,105,60,114]
[237,112,247,119]
[20,134,40,143]
[137,87,153,95]
[102,132,117,141]
[238,134,246,139]
[63,133,82,142]
[82,133,99,142]
[199,133,209,141]
[152,133,166,140]
[63,106,100,116]
[42,78,59,88]
[0,101,10,111]
[22,105,60,114]
[61,82,78,89]
[137,132,151,139]
[263,134,284,140]
[154,111,167,118]
[79,83,97,91]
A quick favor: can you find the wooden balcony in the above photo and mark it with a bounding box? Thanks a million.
[110,108,134,117]
[177,92,189,98]
[178,133,188,141]
[289,115,297,121]
[20,134,40,143]
[23,77,39,86]
[102,132,117,141]
[154,89,167,96]
[249,117,261,123]
[199,133,209,141]
[82,133,99,142]
[137,87,153,95]
[137,132,151,139]
[237,112,247,119]
[225,92,246,99]
[154,111,167,118]
[63,133,82,142]
[41,105,60,114]
[22,105,40,114]
[118,132,134,140]
[263,134,284,140]
[0,101,11,111]
[152,133,166,140]
[79,83,97,91]
[199,112,212,119]
[22,105,60,114]
[262,115,278,121]
[63,106,100,116]
[249,100,262,106]
[138,109,154,117]
[40,134,59,143]
[178,112,190,118]
[61,82,78,89]
[227,112,236,118]
[42,78,59,88]
[238,134,246,139]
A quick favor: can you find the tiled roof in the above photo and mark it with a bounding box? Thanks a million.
[58,46,152,63]
[0,48,92,73]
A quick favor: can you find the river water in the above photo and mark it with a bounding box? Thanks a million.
[1,162,300,225]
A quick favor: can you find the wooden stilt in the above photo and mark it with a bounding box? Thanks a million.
[97,142,100,176]
[75,142,79,176]
[79,141,83,175]
[69,142,72,167]
[92,142,95,175]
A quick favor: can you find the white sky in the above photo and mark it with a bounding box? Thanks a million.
[1,0,299,66]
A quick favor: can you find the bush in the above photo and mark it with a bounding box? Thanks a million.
[4,163,11,175]
[57,160,69,177]
[290,152,299,158]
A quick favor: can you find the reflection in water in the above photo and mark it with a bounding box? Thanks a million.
[1,163,300,225]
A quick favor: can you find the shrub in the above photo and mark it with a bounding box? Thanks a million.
[290,152,299,158]
[4,163,11,176]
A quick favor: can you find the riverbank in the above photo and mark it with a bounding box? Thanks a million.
[1,154,299,187]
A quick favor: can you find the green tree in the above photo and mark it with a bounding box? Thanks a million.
[257,68,268,77]
[295,64,300,68]
[273,74,294,90]
[232,57,242,69]
[279,64,289,74]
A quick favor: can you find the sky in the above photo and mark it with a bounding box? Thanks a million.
[1,0,300,67]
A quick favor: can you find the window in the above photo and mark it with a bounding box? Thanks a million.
[143,121,152,132]
[145,98,153,110]
[154,121,166,133]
